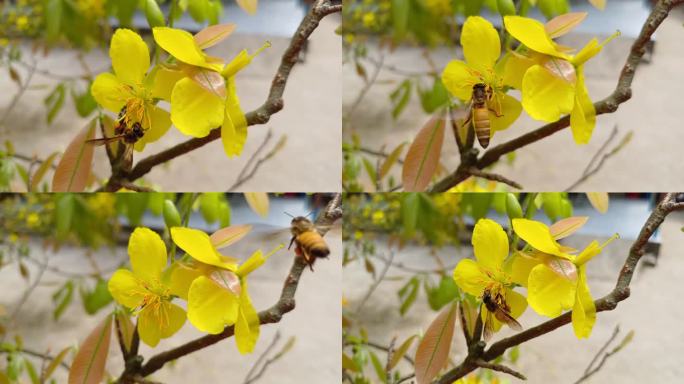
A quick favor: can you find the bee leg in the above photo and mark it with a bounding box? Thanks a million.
[288,236,296,250]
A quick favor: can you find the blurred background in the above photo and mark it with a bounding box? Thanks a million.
[343,193,684,383]
[342,0,684,192]
[0,193,341,383]
[0,0,341,192]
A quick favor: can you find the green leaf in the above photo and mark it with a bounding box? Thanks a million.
[24,359,39,384]
[418,78,449,114]
[163,199,182,228]
[218,201,231,227]
[52,280,74,320]
[391,0,410,42]
[401,193,419,236]
[388,335,416,370]
[342,353,360,372]
[71,87,97,118]
[390,79,412,119]
[55,194,75,238]
[398,276,420,315]
[143,0,165,28]
[80,279,113,315]
[426,276,459,311]
[369,351,387,383]
[362,157,377,187]
[7,353,24,380]
[505,193,523,219]
[45,0,64,41]
[43,347,72,382]
[188,0,210,22]
[44,83,66,124]
[199,193,221,223]
[30,152,59,192]
[541,192,562,221]
[379,143,406,180]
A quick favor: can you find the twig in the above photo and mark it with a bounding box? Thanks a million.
[396,373,416,384]
[1,58,36,132]
[430,0,684,192]
[435,193,684,383]
[474,359,526,380]
[358,146,405,165]
[466,167,522,190]
[0,348,71,372]
[228,130,287,191]
[385,337,396,382]
[10,252,48,320]
[8,153,57,169]
[346,54,385,118]
[134,193,342,378]
[364,341,415,366]
[565,127,632,191]
[242,331,282,384]
[355,250,395,313]
[118,0,342,186]
[573,326,625,384]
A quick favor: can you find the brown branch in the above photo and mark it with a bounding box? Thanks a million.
[435,193,684,383]
[467,167,522,190]
[474,359,526,380]
[118,0,341,185]
[430,0,684,192]
[136,193,341,377]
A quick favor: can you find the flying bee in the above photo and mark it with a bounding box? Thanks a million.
[482,289,522,342]
[466,83,502,149]
[288,216,330,271]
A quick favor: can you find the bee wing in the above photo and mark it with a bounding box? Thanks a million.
[483,310,494,342]
[86,135,124,146]
[493,308,523,331]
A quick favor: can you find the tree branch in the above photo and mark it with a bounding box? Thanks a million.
[430,0,684,192]
[136,193,342,377]
[436,193,684,383]
[119,0,341,185]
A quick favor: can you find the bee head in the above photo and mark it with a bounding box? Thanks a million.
[291,216,314,234]
[473,83,486,91]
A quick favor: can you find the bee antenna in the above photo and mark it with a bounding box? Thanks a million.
[305,210,314,218]
[284,211,294,218]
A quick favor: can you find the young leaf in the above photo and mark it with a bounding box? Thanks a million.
[51,119,96,192]
[388,335,416,370]
[68,314,112,384]
[29,151,59,191]
[210,225,252,250]
[545,12,588,38]
[194,23,236,49]
[586,192,609,214]
[342,353,360,372]
[236,0,258,15]
[414,302,457,384]
[402,113,445,192]
[244,192,269,218]
[43,347,72,381]
[369,351,387,383]
[115,312,135,354]
[390,79,412,119]
[379,143,406,180]
[44,83,66,124]
[549,216,588,239]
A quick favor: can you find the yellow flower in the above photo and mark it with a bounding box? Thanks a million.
[107,228,186,347]
[91,29,172,151]
[452,219,527,335]
[512,218,617,338]
[503,15,618,144]
[153,27,265,157]
[441,16,522,137]
[170,227,282,353]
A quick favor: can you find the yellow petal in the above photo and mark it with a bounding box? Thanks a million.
[170,77,225,137]
[527,264,576,317]
[502,52,535,90]
[489,93,522,134]
[108,269,145,309]
[110,28,150,85]
[235,280,260,354]
[237,250,265,278]
[512,219,570,258]
[572,266,596,338]
[170,227,237,270]
[575,240,602,266]
[569,68,596,145]
[461,16,500,73]
[221,78,248,157]
[222,50,253,78]
[91,73,129,113]
[159,302,187,338]
[187,276,239,334]
[453,259,489,297]
[572,38,601,66]
[169,262,203,300]
[134,105,172,152]
[153,27,223,72]
[509,252,541,286]
[138,305,162,347]
[441,60,478,101]
[128,227,167,282]
[151,67,185,100]
[472,218,508,272]
[521,65,575,122]
[503,16,566,59]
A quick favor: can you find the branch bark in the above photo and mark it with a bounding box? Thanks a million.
[108,0,341,188]
[429,0,684,192]
[435,193,684,383]
[134,193,342,378]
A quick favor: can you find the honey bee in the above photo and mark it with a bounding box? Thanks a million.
[482,289,522,342]
[288,216,330,270]
[466,83,502,149]
[87,106,145,147]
